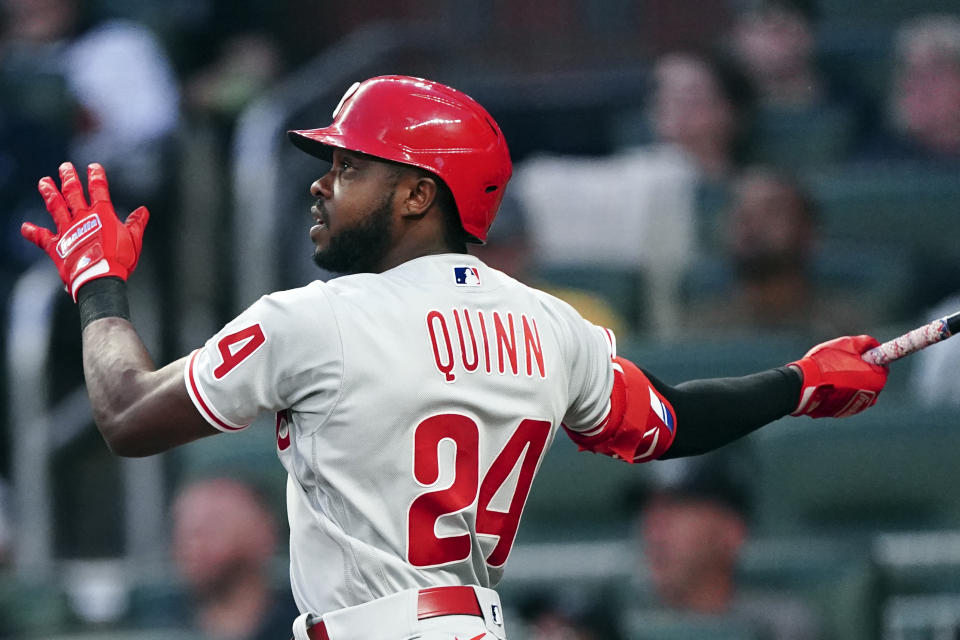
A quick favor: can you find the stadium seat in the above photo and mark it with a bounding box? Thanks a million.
[752,105,857,170]
[874,530,960,598]
[751,405,960,535]
[619,609,763,640]
[882,593,960,639]
[803,163,960,261]
[610,538,876,640]
[737,536,879,640]
[876,529,960,638]
[0,572,71,637]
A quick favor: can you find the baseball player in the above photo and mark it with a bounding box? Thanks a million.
[20,75,888,640]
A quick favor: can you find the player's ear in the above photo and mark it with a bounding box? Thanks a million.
[398,173,438,219]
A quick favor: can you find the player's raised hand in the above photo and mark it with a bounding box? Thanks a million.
[789,335,889,418]
[21,162,149,300]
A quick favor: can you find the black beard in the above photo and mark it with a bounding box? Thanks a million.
[313,193,394,274]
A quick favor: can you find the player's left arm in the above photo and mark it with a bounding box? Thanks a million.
[81,310,218,456]
[656,334,889,458]
[22,162,217,457]
[565,334,888,461]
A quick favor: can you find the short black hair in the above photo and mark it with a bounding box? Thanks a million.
[435,179,471,247]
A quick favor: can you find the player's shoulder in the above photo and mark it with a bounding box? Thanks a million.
[321,253,513,295]
[243,281,336,327]
[255,280,329,306]
[522,281,618,357]
[524,280,593,323]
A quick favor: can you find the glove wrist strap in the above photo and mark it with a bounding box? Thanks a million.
[78,277,130,330]
[787,357,819,416]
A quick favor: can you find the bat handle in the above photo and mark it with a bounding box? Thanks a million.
[862,317,954,365]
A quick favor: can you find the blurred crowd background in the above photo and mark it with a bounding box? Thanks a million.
[1,0,960,638]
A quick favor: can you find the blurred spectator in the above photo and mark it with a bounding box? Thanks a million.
[648,51,755,184]
[863,13,960,162]
[526,613,597,640]
[0,0,79,280]
[729,0,822,109]
[516,589,617,640]
[182,32,282,122]
[683,166,865,338]
[909,291,960,408]
[171,477,297,640]
[510,144,697,337]
[634,50,758,251]
[631,446,823,640]
[0,106,67,285]
[727,0,864,168]
[1,0,183,362]
[510,51,754,336]
[0,0,180,200]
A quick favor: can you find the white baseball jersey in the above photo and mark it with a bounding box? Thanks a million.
[184,253,615,617]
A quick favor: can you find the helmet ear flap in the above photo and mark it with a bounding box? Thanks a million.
[288,75,512,243]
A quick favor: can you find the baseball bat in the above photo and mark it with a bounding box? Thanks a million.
[861,311,960,365]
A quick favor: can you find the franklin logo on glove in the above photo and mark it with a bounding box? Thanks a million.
[56,214,102,258]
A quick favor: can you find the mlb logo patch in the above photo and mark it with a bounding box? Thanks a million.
[454,266,481,286]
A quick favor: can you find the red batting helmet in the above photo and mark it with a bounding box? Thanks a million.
[288,75,512,243]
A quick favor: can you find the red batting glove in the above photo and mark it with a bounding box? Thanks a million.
[21,162,149,301]
[789,335,889,418]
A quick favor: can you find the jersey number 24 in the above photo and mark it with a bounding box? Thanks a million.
[407,414,551,568]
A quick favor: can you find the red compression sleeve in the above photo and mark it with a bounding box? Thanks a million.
[563,356,676,463]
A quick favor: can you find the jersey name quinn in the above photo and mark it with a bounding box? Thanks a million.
[426,308,545,382]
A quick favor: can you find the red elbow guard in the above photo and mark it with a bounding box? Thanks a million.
[564,356,677,463]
